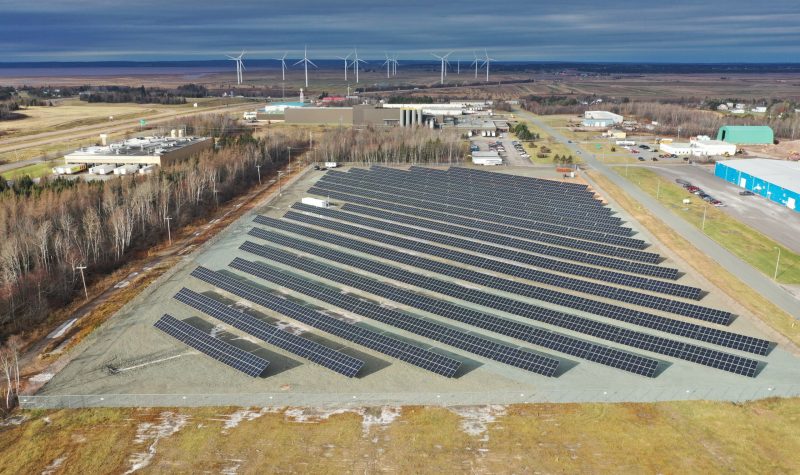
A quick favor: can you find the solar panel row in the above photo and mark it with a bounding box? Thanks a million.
[237,240,661,377]
[189,266,462,377]
[282,208,733,325]
[245,225,766,375]
[173,288,365,377]
[314,177,634,237]
[154,314,269,377]
[288,204,676,280]
[229,257,562,377]
[307,185,646,250]
[367,166,607,213]
[339,202,660,264]
[318,172,628,231]
[357,166,613,217]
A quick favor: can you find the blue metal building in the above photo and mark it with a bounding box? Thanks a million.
[715,159,800,212]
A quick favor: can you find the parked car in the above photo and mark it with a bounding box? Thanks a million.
[712,199,725,207]
[639,145,650,150]
[651,157,658,161]
[686,186,700,193]
[637,156,646,161]
[676,178,691,186]
[313,165,321,170]
[739,190,755,196]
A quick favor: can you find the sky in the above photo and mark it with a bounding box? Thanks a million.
[1,0,799,63]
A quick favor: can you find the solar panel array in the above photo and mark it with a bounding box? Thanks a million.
[245,224,765,376]
[237,240,661,377]
[228,257,561,377]
[189,266,462,377]
[267,212,733,327]
[173,288,365,377]
[307,185,646,249]
[312,176,634,236]
[154,314,269,377]
[289,203,674,280]
[285,204,716,325]
[339,202,660,263]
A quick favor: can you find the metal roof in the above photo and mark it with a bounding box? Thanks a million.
[717,159,800,194]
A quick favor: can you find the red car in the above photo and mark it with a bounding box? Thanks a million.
[686,186,700,193]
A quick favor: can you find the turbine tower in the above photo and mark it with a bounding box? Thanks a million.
[352,48,367,83]
[481,49,495,82]
[226,51,246,85]
[471,51,479,79]
[430,51,452,85]
[382,53,392,78]
[274,52,288,81]
[293,45,317,88]
[336,51,352,81]
[392,54,399,76]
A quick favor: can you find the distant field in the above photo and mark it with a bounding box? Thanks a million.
[2,399,799,474]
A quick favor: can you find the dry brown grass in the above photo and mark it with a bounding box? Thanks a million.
[587,171,800,349]
[2,399,799,473]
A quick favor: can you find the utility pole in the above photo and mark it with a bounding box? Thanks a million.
[278,171,284,196]
[164,216,172,245]
[256,164,262,185]
[774,246,782,280]
[701,204,707,232]
[74,265,88,301]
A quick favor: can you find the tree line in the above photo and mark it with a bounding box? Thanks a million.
[0,121,305,340]
[315,126,466,165]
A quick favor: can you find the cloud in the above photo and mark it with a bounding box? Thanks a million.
[0,0,798,62]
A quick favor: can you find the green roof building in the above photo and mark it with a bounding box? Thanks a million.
[716,126,774,144]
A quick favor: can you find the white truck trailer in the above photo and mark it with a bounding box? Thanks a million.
[113,165,140,175]
[89,164,116,175]
[324,162,339,168]
[301,197,329,208]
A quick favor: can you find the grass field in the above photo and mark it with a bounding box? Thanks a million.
[512,116,576,165]
[619,167,800,285]
[587,171,800,349]
[0,160,61,180]
[1,399,798,473]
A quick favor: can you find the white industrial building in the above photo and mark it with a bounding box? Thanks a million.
[582,111,624,127]
[64,134,213,168]
[660,139,736,157]
[471,151,502,166]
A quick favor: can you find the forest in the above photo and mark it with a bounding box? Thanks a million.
[315,126,466,165]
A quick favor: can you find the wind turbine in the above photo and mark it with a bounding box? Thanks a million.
[226,51,245,85]
[457,58,460,75]
[481,49,495,82]
[470,51,480,79]
[352,48,367,83]
[392,54,399,76]
[293,45,317,88]
[430,51,452,84]
[274,52,288,81]
[382,53,392,78]
[336,51,352,81]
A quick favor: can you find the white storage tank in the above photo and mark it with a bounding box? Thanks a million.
[301,197,329,208]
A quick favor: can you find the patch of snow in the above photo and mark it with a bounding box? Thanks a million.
[218,408,278,433]
[125,411,189,474]
[209,324,226,339]
[274,321,307,335]
[114,280,130,289]
[41,456,66,475]
[47,318,77,339]
[449,405,507,442]
[0,415,28,427]
[360,407,401,436]
[221,459,244,475]
[29,372,54,383]
[283,407,401,436]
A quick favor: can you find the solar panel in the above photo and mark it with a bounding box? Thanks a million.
[314,180,633,236]
[154,314,269,377]
[316,173,631,234]
[307,185,646,249]
[189,266,462,377]
[279,209,723,325]
[173,288,365,377]
[237,241,661,377]
[289,203,676,281]
[339,202,661,264]
[244,225,768,375]
[228,257,562,377]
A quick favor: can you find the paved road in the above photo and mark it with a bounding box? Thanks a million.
[515,108,800,319]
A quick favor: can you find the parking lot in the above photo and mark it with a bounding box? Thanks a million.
[651,164,800,254]
[470,136,532,167]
